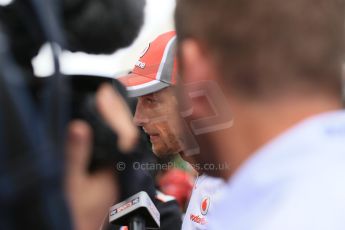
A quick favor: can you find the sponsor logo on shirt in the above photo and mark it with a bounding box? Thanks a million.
[190,214,207,225]
[200,196,210,215]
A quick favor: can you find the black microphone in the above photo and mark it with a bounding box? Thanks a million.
[109,191,160,230]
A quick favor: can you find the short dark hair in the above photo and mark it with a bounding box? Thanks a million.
[175,0,345,98]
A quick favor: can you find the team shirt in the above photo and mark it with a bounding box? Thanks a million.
[209,111,345,230]
[182,174,224,230]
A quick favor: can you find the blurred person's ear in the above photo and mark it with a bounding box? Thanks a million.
[178,39,223,129]
[179,39,217,84]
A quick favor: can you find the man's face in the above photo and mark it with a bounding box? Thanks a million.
[134,87,182,157]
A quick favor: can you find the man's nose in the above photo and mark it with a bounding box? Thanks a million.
[133,103,149,126]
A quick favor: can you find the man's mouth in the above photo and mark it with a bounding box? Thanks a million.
[145,132,160,142]
[143,128,160,142]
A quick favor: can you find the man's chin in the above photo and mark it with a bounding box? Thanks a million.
[152,147,178,159]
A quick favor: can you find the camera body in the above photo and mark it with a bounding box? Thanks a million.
[70,75,126,172]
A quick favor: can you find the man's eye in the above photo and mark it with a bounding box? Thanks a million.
[146,98,155,104]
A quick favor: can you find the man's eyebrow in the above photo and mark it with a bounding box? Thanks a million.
[148,92,158,98]
[142,94,156,100]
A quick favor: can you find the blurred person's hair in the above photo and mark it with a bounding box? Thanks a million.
[175,0,345,99]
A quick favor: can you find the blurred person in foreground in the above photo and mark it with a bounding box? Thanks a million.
[118,31,225,230]
[0,0,146,229]
[175,0,345,229]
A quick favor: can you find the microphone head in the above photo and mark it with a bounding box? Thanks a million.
[63,0,145,54]
[109,191,160,229]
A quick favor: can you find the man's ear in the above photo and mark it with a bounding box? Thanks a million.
[179,39,215,83]
[178,40,228,136]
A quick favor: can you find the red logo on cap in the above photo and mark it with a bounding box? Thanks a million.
[200,197,210,215]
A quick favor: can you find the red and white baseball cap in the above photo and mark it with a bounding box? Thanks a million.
[118,31,177,97]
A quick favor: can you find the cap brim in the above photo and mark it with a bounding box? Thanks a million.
[118,73,170,97]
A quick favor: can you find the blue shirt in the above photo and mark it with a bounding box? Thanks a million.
[209,111,345,230]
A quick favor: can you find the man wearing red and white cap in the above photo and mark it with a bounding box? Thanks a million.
[118,31,224,230]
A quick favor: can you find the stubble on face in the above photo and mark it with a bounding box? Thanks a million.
[149,122,182,157]
[140,88,183,158]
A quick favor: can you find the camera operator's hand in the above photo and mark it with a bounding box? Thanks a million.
[66,120,116,230]
[95,83,138,153]
[65,83,139,230]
